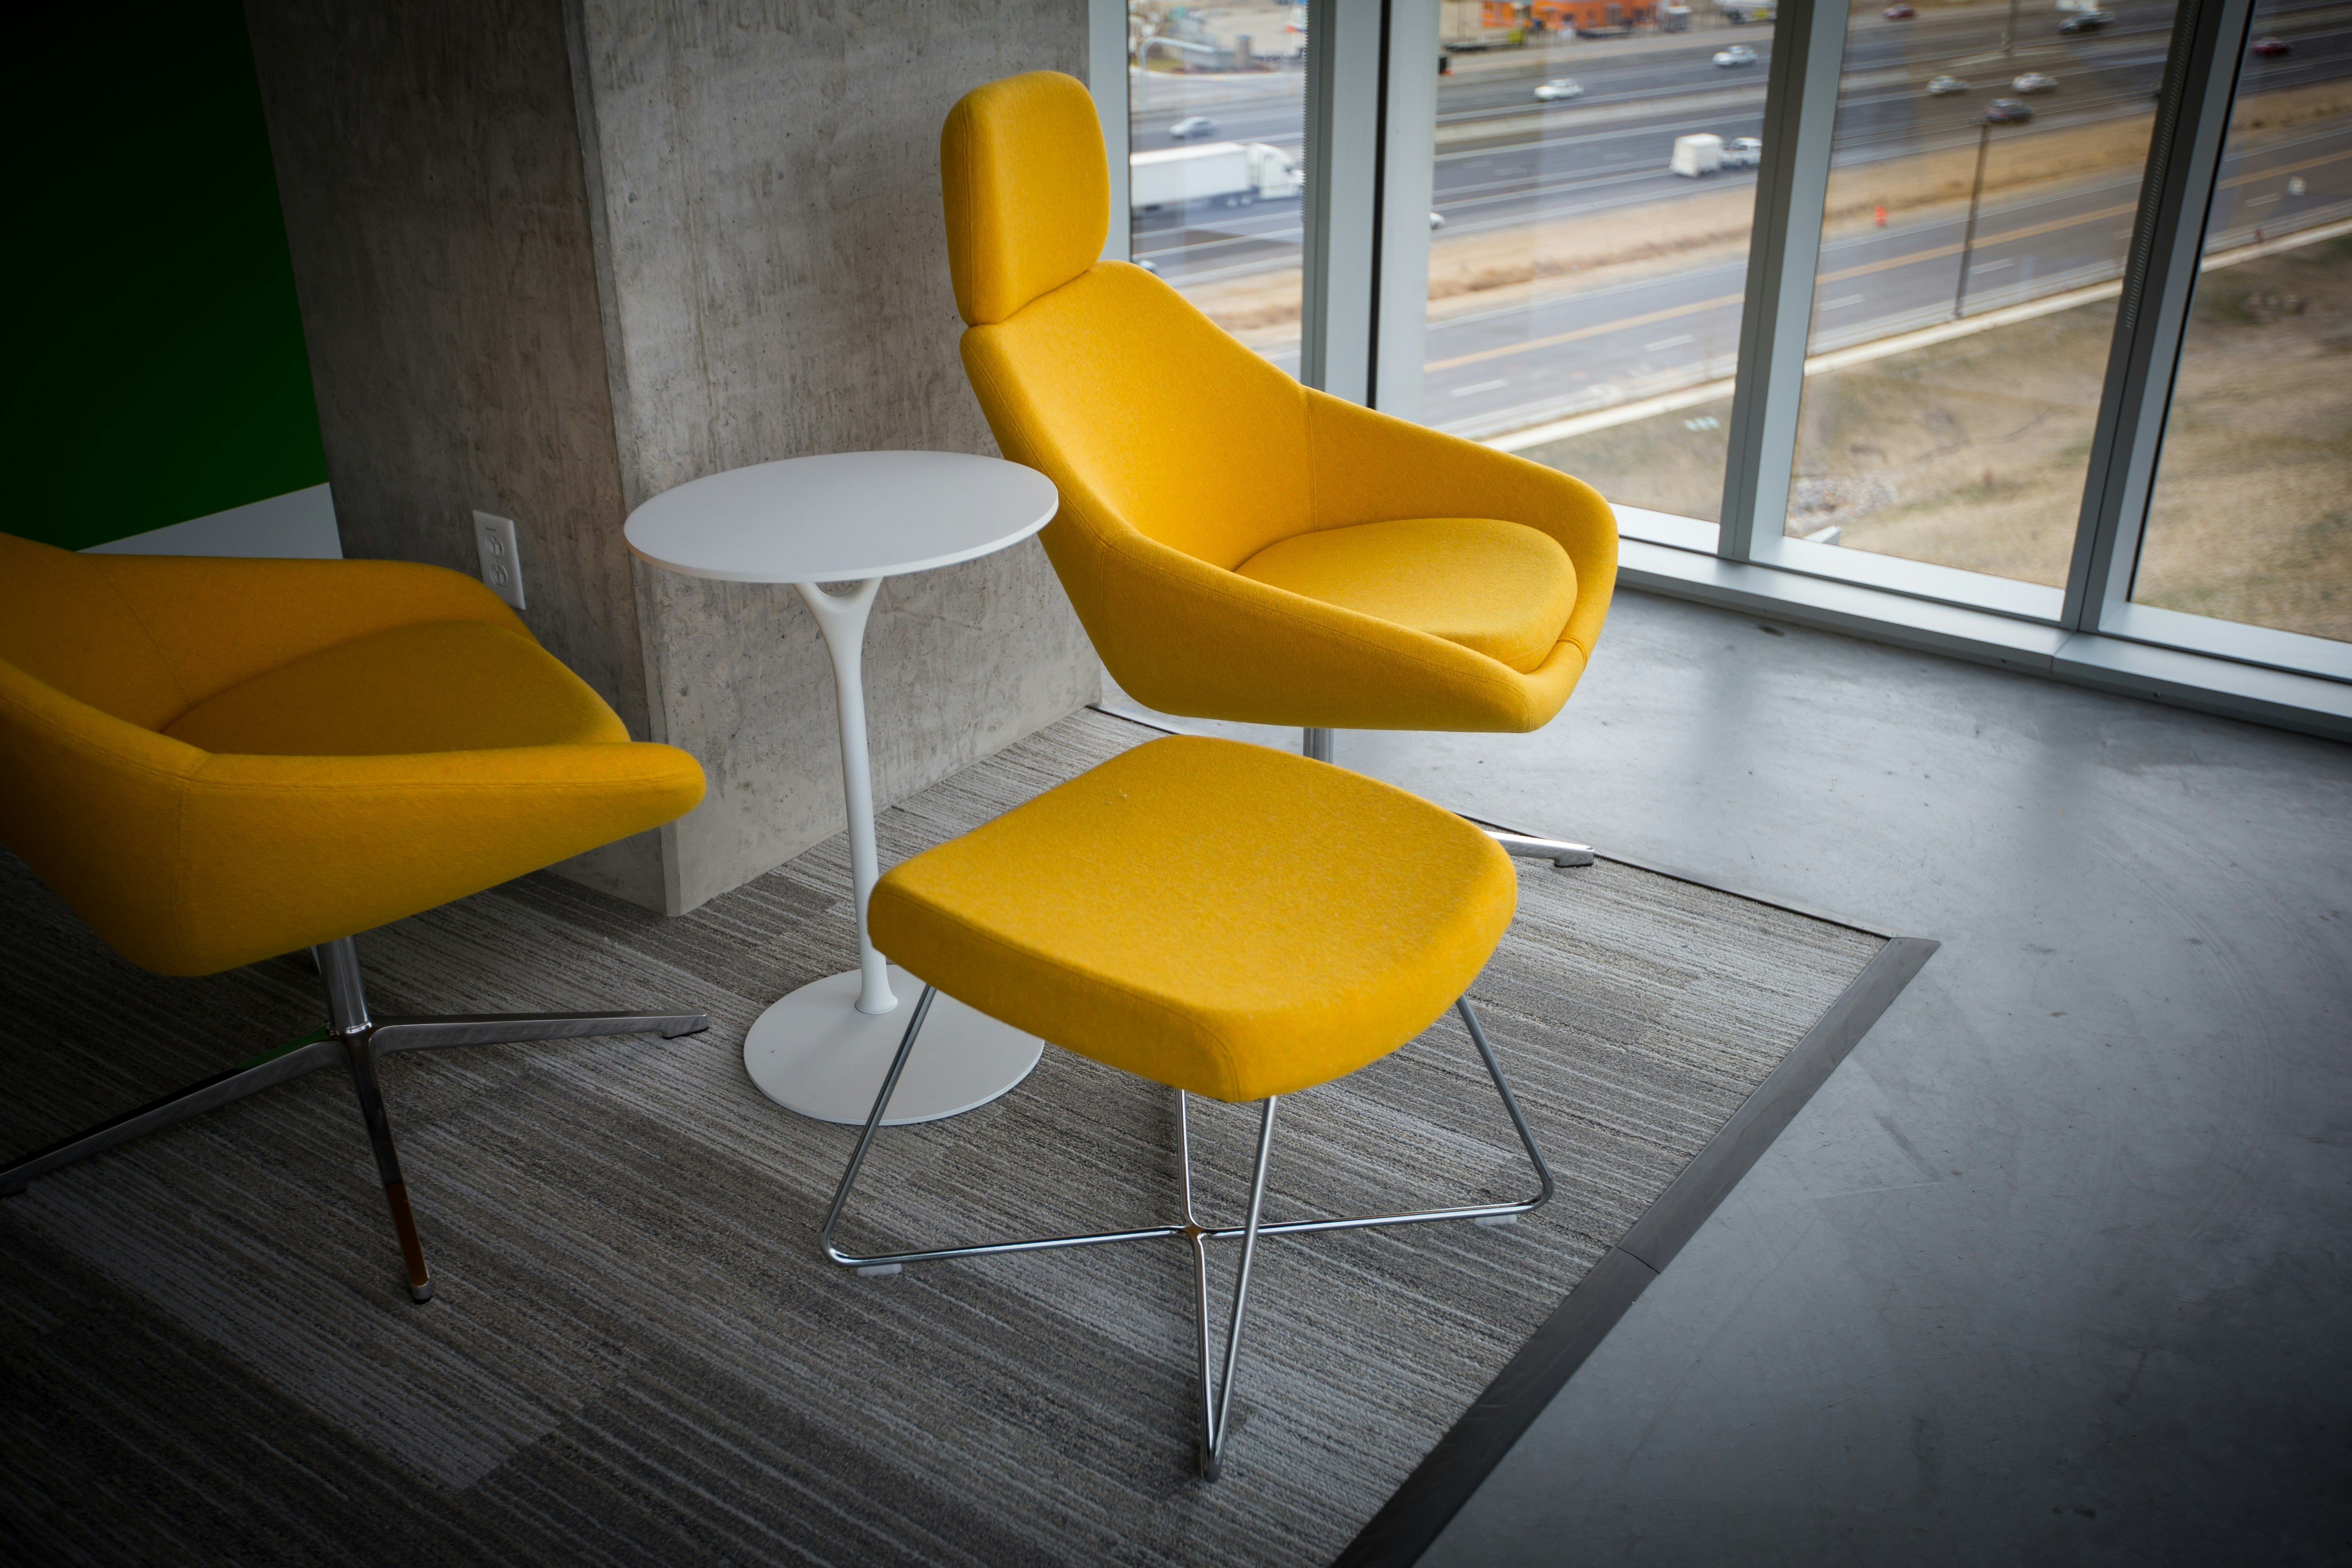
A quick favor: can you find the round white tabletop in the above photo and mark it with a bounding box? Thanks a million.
[623,450,1060,1129]
[623,450,1058,585]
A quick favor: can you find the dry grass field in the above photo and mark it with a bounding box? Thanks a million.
[2133,237,2352,641]
[1521,236,2352,643]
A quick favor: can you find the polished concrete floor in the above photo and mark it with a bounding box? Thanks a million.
[1108,590,2352,1566]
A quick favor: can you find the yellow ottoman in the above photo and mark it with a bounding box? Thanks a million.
[818,735,1554,1479]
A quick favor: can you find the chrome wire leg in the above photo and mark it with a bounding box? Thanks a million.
[820,985,937,1277]
[1483,828,1596,868]
[1186,1092,1279,1481]
[816,990,1553,1480]
[1302,727,1335,763]
[822,984,1192,1272]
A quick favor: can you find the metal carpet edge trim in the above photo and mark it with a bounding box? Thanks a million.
[1332,934,1941,1568]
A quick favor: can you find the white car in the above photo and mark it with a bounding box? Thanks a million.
[1927,75,1971,95]
[1429,211,1447,230]
[1166,116,1218,141]
[1721,136,1763,168]
[1534,77,1585,102]
[1714,46,1759,67]
[2012,73,2059,93]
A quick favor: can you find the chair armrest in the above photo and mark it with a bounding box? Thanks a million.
[0,659,702,975]
[1303,391,1618,659]
[94,554,529,714]
[160,745,705,974]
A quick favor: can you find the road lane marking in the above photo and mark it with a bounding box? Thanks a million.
[1423,152,2352,375]
[1970,258,2015,273]
[1427,294,1745,371]
[1422,199,2117,373]
[1644,334,1696,351]
[1822,294,1867,308]
[1450,378,1510,396]
[1814,200,2142,285]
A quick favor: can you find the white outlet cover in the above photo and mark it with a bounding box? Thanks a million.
[472,511,526,610]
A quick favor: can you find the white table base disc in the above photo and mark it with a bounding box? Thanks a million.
[743,966,1044,1126]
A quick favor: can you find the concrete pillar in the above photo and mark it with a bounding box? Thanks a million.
[247,0,1098,914]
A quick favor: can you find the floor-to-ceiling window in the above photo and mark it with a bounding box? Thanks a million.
[1411,0,1768,528]
[1781,0,2180,594]
[2133,0,2352,645]
[1126,1,1311,373]
[1088,0,2351,726]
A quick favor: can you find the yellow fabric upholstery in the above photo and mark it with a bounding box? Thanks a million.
[869,736,1515,1102]
[941,71,1617,734]
[1237,518,1578,675]
[940,70,1111,326]
[165,622,628,756]
[0,532,706,977]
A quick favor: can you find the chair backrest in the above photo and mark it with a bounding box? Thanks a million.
[941,72,1310,572]
[0,531,195,731]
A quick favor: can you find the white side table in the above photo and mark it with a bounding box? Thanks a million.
[625,451,1058,1125]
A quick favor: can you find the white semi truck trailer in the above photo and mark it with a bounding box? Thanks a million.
[1130,141,1303,213]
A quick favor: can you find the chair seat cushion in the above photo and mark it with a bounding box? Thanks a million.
[162,622,629,755]
[1234,517,1578,674]
[868,736,1516,1102]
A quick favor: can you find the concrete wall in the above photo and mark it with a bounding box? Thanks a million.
[245,0,648,744]
[250,0,1099,915]
[570,0,1098,911]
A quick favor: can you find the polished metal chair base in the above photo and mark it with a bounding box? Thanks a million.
[820,987,1553,1480]
[0,936,709,1303]
[1299,727,1596,867]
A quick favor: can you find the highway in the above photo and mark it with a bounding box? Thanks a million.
[1422,122,2352,437]
[1125,0,2351,436]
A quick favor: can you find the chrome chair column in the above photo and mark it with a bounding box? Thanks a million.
[819,986,1553,1479]
[1299,727,1595,867]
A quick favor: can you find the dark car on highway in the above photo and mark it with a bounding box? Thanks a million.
[1984,98,2035,123]
[1884,5,1916,17]
[2058,10,2113,34]
[2251,36,2293,57]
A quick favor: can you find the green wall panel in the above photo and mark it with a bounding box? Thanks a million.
[12,2,327,551]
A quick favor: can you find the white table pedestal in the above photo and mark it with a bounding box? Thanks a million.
[743,965,1041,1125]
[623,451,1060,1128]
[741,577,1040,1126]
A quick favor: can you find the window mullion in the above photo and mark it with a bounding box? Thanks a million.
[2064,0,2255,632]
[1715,0,1851,563]
[1302,0,1382,402]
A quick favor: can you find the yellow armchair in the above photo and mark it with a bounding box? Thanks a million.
[941,72,1617,756]
[0,531,708,1303]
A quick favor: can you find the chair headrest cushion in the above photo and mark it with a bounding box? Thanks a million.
[940,71,1108,326]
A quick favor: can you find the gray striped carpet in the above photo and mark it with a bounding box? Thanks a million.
[0,707,1883,1566]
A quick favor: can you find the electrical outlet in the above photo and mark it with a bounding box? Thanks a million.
[472,512,527,610]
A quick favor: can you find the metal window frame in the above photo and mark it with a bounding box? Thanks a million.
[2066,0,2250,632]
[1372,0,1439,420]
[1718,0,1852,563]
[1089,0,1132,264]
[1302,0,1386,401]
